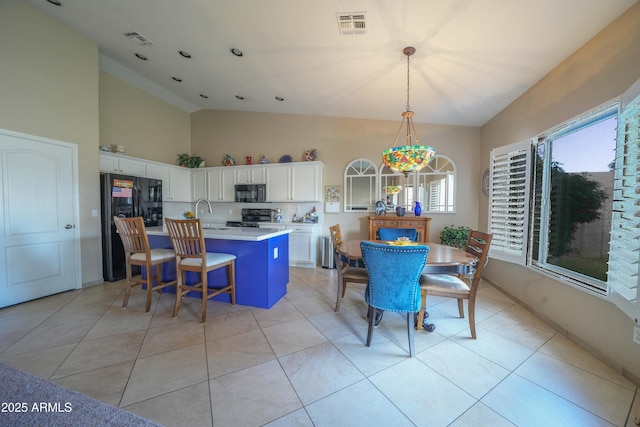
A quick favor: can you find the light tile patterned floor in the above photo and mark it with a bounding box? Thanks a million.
[1,267,639,426]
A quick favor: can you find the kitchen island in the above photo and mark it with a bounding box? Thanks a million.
[146,226,291,309]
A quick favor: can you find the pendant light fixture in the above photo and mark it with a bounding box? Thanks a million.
[383,185,403,195]
[381,47,436,176]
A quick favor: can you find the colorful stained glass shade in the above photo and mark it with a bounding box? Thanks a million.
[382,145,436,175]
[383,185,403,195]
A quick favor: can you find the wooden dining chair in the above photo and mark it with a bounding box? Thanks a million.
[361,241,429,357]
[378,227,418,241]
[113,216,177,312]
[329,224,368,312]
[417,230,492,338]
[165,218,236,323]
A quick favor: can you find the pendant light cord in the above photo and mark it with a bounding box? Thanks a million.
[406,51,411,112]
[393,47,419,147]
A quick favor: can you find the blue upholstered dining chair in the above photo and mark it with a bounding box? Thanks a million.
[378,227,418,241]
[360,241,429,357]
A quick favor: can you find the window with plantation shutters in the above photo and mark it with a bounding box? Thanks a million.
[488,141,532,264]
[487,78,640,325]
[608,78,640,317]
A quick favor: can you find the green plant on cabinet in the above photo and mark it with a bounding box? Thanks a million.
[176,153,204,168]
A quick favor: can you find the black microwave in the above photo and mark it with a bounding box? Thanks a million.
[235,184,266,203]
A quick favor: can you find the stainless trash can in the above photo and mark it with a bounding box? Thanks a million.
[321,236,335,269]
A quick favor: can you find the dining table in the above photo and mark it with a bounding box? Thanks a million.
[336,240,479,332]
[336,240,478,274]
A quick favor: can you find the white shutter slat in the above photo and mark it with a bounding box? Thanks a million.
[488,141,532,264]
[607,81,640,310]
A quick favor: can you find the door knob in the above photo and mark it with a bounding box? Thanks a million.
[65,224,74,229]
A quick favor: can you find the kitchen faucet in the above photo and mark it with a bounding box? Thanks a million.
[195,198,212,219]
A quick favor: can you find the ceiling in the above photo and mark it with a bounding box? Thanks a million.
[28,0,637,127]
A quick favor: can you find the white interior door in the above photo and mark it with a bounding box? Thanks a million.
[0,129,80,308]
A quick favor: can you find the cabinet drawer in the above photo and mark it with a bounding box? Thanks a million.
[398,220,420,228]
[372,219,397,227]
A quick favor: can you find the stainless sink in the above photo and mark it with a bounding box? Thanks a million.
[203,226,230,231]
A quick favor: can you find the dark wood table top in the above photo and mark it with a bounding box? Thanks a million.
[337,240,478,274]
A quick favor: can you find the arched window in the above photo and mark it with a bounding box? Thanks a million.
[417,155,456,212]
[379,155,456,213]
[344,159,378,212]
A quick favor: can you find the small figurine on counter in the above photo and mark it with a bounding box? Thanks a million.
[260,154,269,164]
[223,154,235,166]
[303,206,318,223]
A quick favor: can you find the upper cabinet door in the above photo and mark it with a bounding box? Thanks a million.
[291,163,322,201]
[207,167,235,202]
[167,166,192,202]
[99,153,146,176]
[265,162,323,202]
[192,169,208,200]
[266,165,291,201]
[146,163,191,201]
[235,166,266,184]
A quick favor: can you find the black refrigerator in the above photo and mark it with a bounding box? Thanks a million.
[100,173,163,281]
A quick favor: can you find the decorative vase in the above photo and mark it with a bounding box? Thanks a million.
[395,206,406,217]
[414,201,422,216]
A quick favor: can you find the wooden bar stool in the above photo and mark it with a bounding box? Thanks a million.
[113,216,177,312]
[165,218,236,323]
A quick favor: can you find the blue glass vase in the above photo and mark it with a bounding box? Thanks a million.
[414,201,422,216]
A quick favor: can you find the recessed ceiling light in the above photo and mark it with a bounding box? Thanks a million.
[275,96,284,101]
[179,50,192,59]
[230,48,243,57]
[46,0,62,6]
[200,94,209,99]
[172,77,182,82]
[134,53,148,61]
[235,95,245,100]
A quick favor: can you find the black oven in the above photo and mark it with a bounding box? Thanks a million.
[235,184,266,203]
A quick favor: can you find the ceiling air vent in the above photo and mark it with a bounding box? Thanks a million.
[336,12,367,35]
[124,31,154,46]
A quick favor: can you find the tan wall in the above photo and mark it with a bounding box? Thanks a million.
[0,1,191,286]
[0,0,101,285]
[99,72,191,164]
[191,110,482,241]
[480,3,640,380]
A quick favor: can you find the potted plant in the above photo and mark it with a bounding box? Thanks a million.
[440,225,471,249]
[176,153,204,168]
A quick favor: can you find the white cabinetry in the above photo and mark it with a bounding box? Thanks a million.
[291,163,322,201]
[146,162,192,202]
[167,167,192,202]
[266,162,322,202]
[288,224,320,268]
[265,165,291,201]
[207,167,236,202]
[235,166,266,184]
[99,153,146,176]
[192,169,207,200]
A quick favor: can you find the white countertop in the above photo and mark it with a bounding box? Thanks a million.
[200,221,320,230]
[146,226,292,242]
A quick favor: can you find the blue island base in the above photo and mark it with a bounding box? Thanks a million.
[147,234,289,309]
